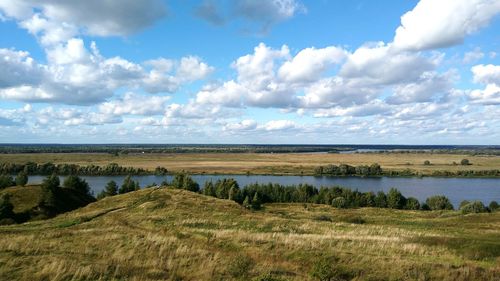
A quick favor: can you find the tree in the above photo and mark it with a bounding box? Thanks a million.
[0,174,15,189]
[405,197,420,210]
[425,195,454,210]
[460,201,488,214]
[243,196,251,209]
[460,159,470,166]
[171,173,199,192]
[489,201,499,212]
[40,174,61,212]
[63,175,90,195]
[119,175,140,194]
[252,192,262,210]
[203,181,216,197]
[228,185,240,202]
[97,180,118,199]
[387,188,406,209]
[331,197,347,209]
[374,191,387,208]
[0,194,14,220]
[15,171,28,186]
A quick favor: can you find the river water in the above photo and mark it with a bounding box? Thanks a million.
[27,175,500,208]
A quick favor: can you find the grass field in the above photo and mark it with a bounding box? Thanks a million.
[0,188,499,280]
[1,152,499,175]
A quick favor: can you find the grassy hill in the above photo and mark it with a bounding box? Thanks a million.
[0,187,499,280]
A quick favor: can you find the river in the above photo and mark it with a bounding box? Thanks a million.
[26,175,500,208]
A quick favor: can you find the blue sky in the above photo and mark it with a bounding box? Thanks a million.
[0,0,499,144]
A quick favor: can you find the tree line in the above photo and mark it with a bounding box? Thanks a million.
[0,162,168,176]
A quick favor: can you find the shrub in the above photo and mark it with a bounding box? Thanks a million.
[15,171,28,186]
[460,201,488,214]
[424,160,431,166]
[227,254,254,278]
[309,256,351,281]
[0,174,15,189]
[387,188,406,209]
[252,192,262,210]
[374,191,387,208]
[331,197,347,209]
[405,197,421,210]
[489,201,499,212]
[425,195,454,210]
[0,194,14,220]
[459,200,470,209]
[460,159,470,165]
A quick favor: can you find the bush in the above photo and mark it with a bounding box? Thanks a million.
[405,197,421,210]
[0,174,15,189]
[424,160,431,166]
[460,201,488,214]
[489,201,499,212]
[425,195,454,210]
[227,254,254,278]
[374,191,387,208]
[460,159,470,165]
[387,188,406,209]
[15,171,28,186]
[331,197,347,209]
[0,194,14,220]
[309,256,351,281]
[119,175,140,194]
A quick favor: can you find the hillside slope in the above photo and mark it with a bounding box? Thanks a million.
[0,187,499,281]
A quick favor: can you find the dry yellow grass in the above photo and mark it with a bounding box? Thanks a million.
[1,152,499,175]
[0,188,499,280]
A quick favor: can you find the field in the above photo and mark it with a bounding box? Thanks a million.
[1,152,499,175]
[0,188,499,281]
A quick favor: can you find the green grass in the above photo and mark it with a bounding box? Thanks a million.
[0,188,499,280]
[0,185,43,213]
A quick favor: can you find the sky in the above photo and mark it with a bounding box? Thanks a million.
[0,0,499,144]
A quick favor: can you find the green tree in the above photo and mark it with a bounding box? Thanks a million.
[40,174,61,212]
[242,196,251,209]
[0,194,14,220]
[119,175,140,194]
[203,181,216,197]
[15,171,28,186]
[63,175,90,195]
[97,180,118,199]
[228,185,240,202]
[374,191,387,208]
[425,195,454,210]
[171,173,199,192]
[405,197,421,210]
[387,188,406,209]
[252,192,262,210]
[0,174,15,189]
[460,201,488,214]
[489,201,499,212]
[331,197,347,209]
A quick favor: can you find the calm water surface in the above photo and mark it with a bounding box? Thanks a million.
[28,175,500,208]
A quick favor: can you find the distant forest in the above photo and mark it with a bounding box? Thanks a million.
[0,144,499,155]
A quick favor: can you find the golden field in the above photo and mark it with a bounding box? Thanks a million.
[0,152,499,175]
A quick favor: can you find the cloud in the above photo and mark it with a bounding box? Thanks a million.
[0,0,167,41]
[386,72,454,104]
[393,0,500,51]
[0,48,44,88]
[195,0,225,26]
[278,46,347,83]
[195,0,304,32]
[463,47,485,64]
[472,64,500,84]
[339,42,437,85]
[99,93,171,116]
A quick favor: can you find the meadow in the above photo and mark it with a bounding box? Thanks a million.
[0,188,499,280]
[1,152,499,175]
